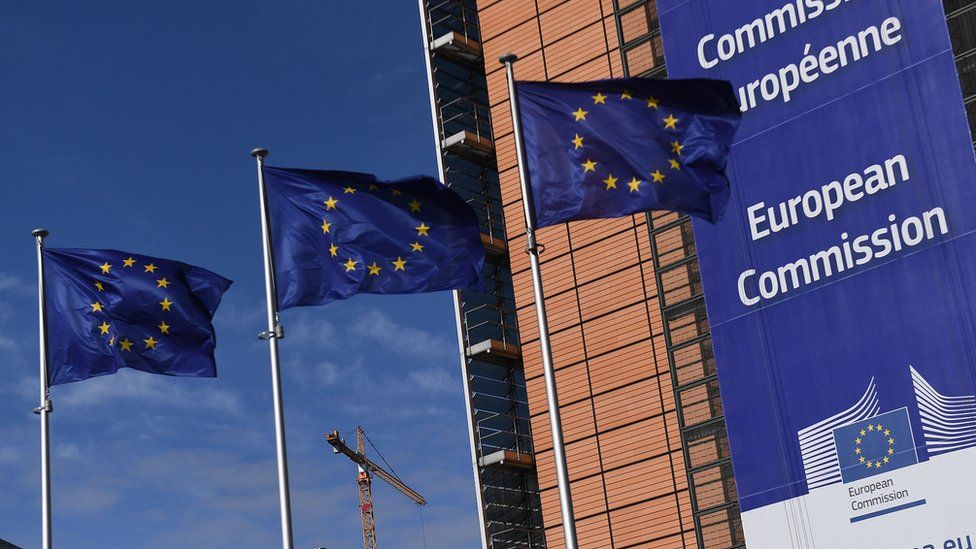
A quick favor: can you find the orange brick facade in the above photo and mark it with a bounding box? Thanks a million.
[476,1,697,547]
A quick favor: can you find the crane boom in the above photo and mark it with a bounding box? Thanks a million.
[326,430,427,506]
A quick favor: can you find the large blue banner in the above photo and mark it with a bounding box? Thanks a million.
[658,1,976,546]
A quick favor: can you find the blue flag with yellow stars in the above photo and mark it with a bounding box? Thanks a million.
[43,248,232,385]
[263,167,485,308]
[516,78,741,227]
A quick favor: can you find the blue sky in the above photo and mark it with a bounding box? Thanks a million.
[0,2,481,547]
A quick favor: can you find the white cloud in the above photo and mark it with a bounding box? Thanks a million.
[58,483,122,515]
[0,274,30,294]
[284,317,337,348]
[54,370,243,416]
[0,446,22,466]
[0,335,19,351]
[349,310,455,359]
[406,367,458,394]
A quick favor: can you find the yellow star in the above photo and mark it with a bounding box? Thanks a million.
[572,134,584,150]
[647,97,659,109]
[592,92,607,105]
[860,429,866,436]
[94,281,105,292]
[621,91,632,100]
[602,174,618,190]
[159,297,173,311]
[663,114,679,129]
[408,198,422,213]
[884,429,891,436]
[392,256,407,271]
[108,336,115,347]
[855,438,862,445]
[368,184,379,191]
[122,257,136,267]
[651,170,666,184]
[343,186,357,194]
[573,107,588,121]
[344,258,358,272]
[875,461,882,468]
[100,262,112,274]
[410,241,424,252]
[415,222,430,237]
[671,140,684,156]
[866,461,873,468]
[144,337,158,350]
[854,447,861,455]
[883,456,889,464]
[98,321,111,335]
[119,338,133,352]
[868,425,875,431]
[91,302,103,313]
[329,243,339,257]
[669,158,681,170]
[888,437,895,444]
[158,321,170,334]
[324,196,338,210]
[627,177,642,193]
[144,263,157,273]
[877,424,884,431]
[367,262,382,276]
[581,159,597,173]
[156,277,170,288]
[859,456,865,463]
[391,188,402,196]
[888,448,895,455]
[321,220,332,234]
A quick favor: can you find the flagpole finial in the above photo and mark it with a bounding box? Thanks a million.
[499,53,519,65]
[32,229,49,239]
[250,148,269,159]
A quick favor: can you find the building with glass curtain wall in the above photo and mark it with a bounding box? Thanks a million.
[419,1,976,547]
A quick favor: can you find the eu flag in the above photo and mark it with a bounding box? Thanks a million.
[263,168,485,309]
[516,78,741,227]
[832,409,919,484]
[44,248,232,385]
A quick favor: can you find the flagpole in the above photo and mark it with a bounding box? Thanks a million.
[251,148,295,549]
[499,53,579,549]
[32,228,53,549]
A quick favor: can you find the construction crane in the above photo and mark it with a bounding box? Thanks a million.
[325,427,426,549]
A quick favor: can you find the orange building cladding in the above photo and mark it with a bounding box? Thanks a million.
[476,1,730,548]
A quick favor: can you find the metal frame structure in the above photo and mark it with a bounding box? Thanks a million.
[611,1,744,547]
[946,0,976,145]
[417,1,546,547]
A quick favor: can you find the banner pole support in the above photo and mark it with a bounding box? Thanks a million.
[32,228,53,549]
[499,53,580,549]
[251,148,295,549]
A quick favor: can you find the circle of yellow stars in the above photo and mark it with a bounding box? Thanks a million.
[854,422,896,470]
[572,90,684,194]
[90,256,174,353]
[320,186,429,277]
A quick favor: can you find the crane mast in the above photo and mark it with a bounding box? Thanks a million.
[356,428,377,549]
[326,427,426,549]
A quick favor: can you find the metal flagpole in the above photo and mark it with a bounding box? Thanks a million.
[251,148,295,549]
[32,228,53,549]
[499,53,580,549]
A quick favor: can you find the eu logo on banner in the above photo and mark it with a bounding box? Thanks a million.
[833,409,918,484]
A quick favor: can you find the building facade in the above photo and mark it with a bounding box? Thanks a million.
[420,1,976,548]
